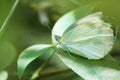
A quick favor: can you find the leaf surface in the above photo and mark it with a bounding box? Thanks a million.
[57,49,120,80]
[17,44,55,77]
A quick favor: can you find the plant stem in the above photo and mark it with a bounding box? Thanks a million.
[0,0,19,40]
[31,48,56,80]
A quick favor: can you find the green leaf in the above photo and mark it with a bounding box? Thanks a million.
[52,2,101,44]
[57,49,120,80]
[17,44,55,78]
[0,40,16,71]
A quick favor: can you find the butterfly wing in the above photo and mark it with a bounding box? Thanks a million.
[60,12,114,59]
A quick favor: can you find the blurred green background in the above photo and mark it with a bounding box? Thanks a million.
[0,0,120,80]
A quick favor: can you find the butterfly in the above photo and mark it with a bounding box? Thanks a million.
[52,12,114,59]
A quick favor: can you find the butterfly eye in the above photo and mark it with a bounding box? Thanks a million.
[54,35,61,42]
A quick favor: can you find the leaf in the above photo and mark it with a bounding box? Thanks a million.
[52,2,101,44]
[57,49,120,80]
[0,40,16,71]
[17,44,55,78]
[0,71,8,80]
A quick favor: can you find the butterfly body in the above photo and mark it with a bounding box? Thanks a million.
[54,35,67,51]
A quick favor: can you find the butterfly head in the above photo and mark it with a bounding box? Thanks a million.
[54,35,62,48]
[54,35,61,42]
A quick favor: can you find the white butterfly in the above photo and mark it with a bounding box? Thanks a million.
[53,12,114,59]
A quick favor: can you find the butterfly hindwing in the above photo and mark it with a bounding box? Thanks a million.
[60,12,114,59]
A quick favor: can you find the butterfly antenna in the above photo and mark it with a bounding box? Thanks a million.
[45,23,52,31]
[39,11,52,31]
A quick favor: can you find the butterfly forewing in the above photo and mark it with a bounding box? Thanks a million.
[60,12,114,59]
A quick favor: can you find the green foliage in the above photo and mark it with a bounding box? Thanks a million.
[17,2,120,80]
[0,40,16,71]
[17,44,55,78]
[0,0,120,80]
[57,49,120,80]
[0,0,18,73]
